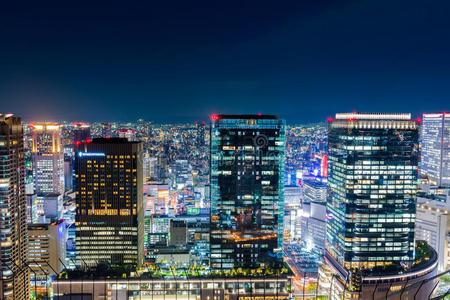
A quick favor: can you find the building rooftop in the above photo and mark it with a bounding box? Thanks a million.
[211,114,278,120]
[75,137,141,146]
[303,179,327,189]
[57,262,294,280]
[0,113,14,121]
[92,137,139,144]
[43,192,62,197]
[335,112,412,120]
[423,112,450,117]
[28,220,65,230]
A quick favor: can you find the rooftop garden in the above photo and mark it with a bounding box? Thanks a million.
[361,240,436,277]
[58,262,293,280]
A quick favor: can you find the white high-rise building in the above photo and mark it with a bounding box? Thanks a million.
[301,180,327,252]
[415,186,450,272]
[421,113,450,187]
[31,124,65,195]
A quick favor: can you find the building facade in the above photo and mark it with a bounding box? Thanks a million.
[28,221,66,280]
[210,114,285,270]
[0,114,29,300]
[53,276,293,300]
[415,187,450,271]
[326,113,419,277]
[75,138,143,267]
[421,113,450,186]
[31,123,65,195]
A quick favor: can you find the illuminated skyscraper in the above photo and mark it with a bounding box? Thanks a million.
[421,113,450,187]
[31,124,64,195]
[326,113,419,276]
[210,114,285,270]
[0,114,29,300]
[75,138,143,267]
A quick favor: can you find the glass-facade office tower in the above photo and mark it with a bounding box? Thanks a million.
[75,138,143,267]
[326,113,419,273]
[210,115,285,270]
[421,113,450,187]
[31,124,65,195]
[0,114,29,300]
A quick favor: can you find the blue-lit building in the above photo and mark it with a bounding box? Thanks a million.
[210,114,286,270]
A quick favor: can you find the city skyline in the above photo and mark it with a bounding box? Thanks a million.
[10,112,444,126]
[1,111,448,299]
[1,1,450,298]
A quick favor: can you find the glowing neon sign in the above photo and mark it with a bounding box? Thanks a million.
[78,152,106,157]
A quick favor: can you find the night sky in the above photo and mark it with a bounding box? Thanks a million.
[1,0,449,123]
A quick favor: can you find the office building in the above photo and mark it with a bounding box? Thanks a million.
[303,179,327,204]
[421,113,450,186]
[0,114,29,300]
[321,113,438,299]
[210,114,286,270]
[326,113,419,271]
[75,138,143,267]
[415,187,450,271]
[301,180,327,252]
[31,123,65,195]
[28,221,66,279]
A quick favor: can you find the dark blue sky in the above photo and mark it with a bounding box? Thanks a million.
[1,0,449,123]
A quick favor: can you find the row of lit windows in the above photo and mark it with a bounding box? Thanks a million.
[350,247,411,252]
[77,226,136,230]
[78,249,137,253]
[347,165,416,169]
[105,155,135,159]
[77,241,134,245]
[348,184,417,189]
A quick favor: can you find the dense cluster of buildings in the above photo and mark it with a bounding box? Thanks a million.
[0,111,448,299]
